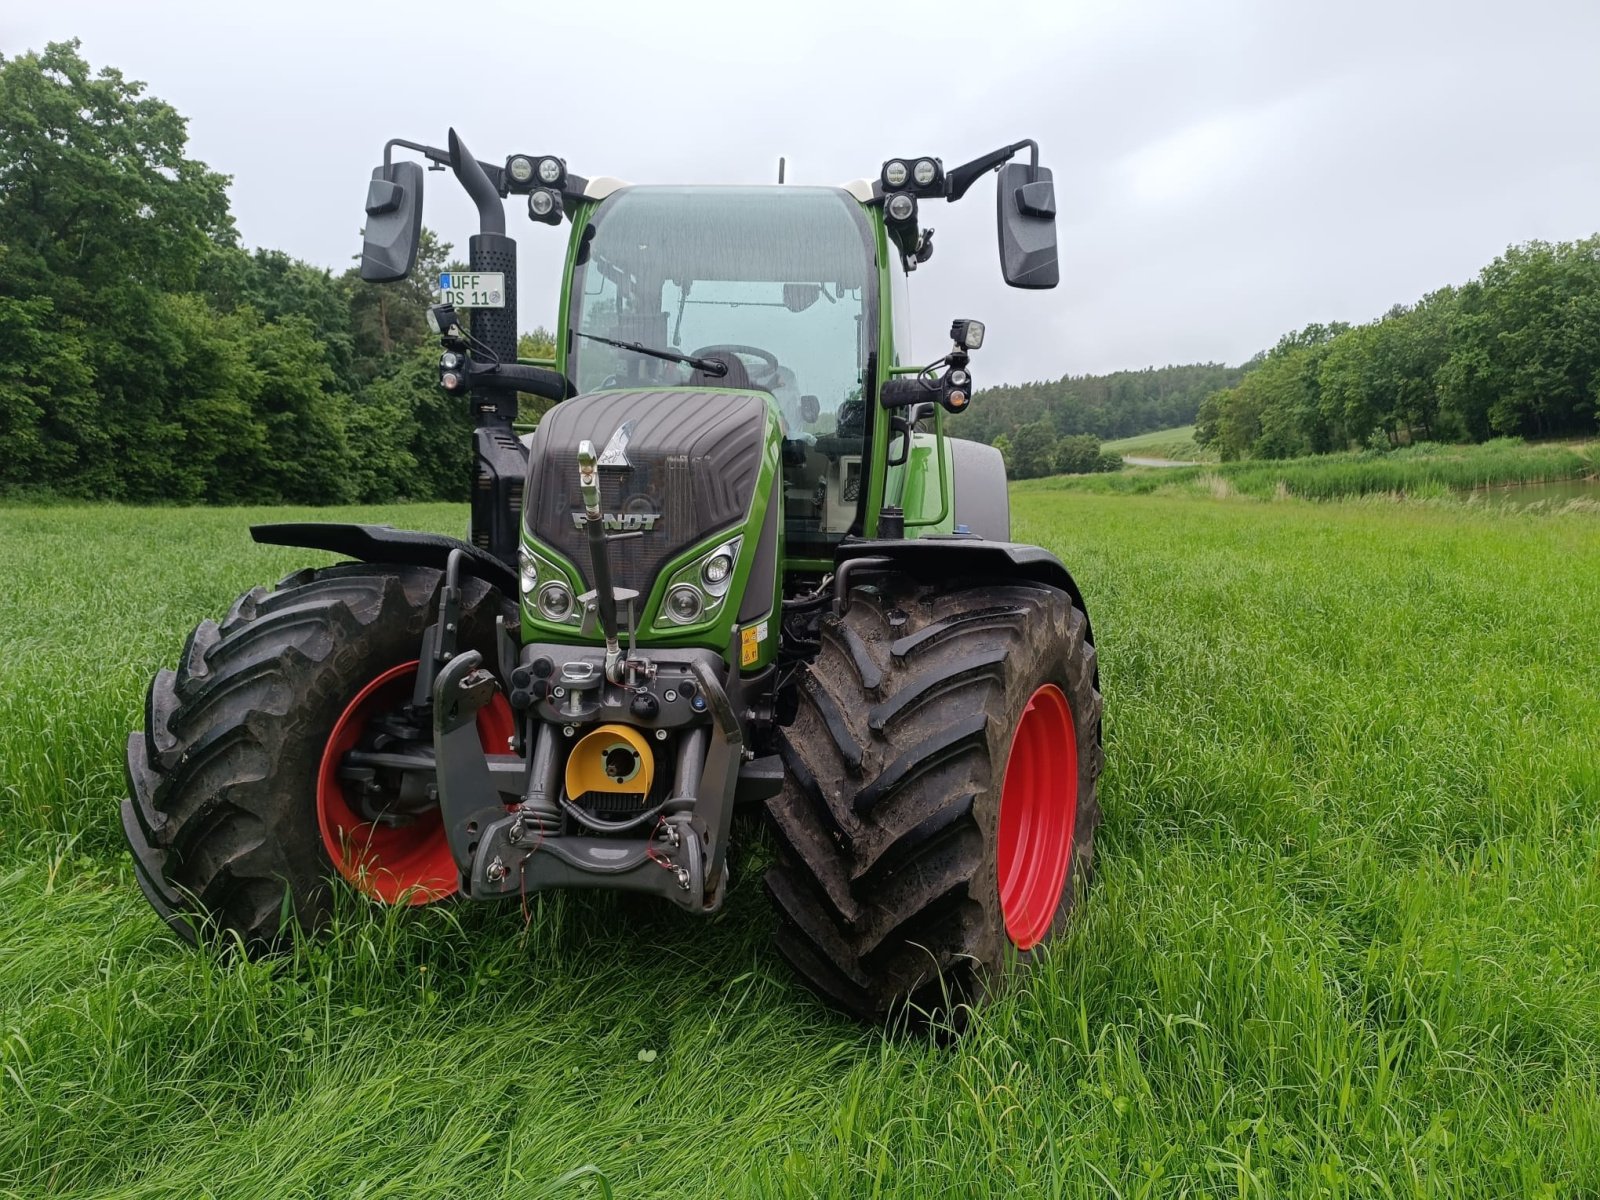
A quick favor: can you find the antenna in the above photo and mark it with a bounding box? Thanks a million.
[778,156,786,184]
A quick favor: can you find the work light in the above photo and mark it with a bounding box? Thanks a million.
[886,192,916,222]
[426,303,460,336]
[913,158,939,187]
[538,156,565,184]
[950,318,985,350]
[528,188,563,225]
[883,160,909,188]
[507,155,535,184]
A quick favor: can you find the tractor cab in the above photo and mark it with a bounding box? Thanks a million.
[563,184,876,553]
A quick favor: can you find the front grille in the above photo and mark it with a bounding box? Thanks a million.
[524,390,768,595]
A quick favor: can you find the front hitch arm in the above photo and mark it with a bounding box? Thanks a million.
[431,650,506,879]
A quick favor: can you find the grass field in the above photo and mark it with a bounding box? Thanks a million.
[3,495,1598,1197]
[1101,425,1216,463]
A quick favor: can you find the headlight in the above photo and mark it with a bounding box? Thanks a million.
[529,189,556,217]
[519,550,538,594]
[886,192,916,222]
[699,536,740,595]
[652,535,742,630]
[664,585,703,625]
[536,581,574,622]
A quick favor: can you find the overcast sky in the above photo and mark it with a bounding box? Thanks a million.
[9,0,1600,383]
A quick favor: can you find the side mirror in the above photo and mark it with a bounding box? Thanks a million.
[996,161,1059,289]
[359,160,425,283]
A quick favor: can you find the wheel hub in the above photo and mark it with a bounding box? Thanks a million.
[316,660,514,905]
[996,683,1079,950]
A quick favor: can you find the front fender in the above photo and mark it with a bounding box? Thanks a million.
[250,523,517,597]
[835,536,1095,653]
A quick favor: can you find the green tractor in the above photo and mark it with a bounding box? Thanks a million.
[122,131,1103,1023]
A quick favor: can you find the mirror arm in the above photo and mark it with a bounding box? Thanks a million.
[448,129,506,236]
[384,137,451,171]
[944,138,1041,203]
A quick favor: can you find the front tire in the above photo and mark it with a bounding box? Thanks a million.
[122,563,511,948]
[766,574,1103,1024]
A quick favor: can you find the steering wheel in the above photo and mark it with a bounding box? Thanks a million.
[690,344,781,390]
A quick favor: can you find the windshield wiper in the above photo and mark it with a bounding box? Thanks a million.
[573,330,727,377]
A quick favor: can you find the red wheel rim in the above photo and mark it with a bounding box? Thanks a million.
[316,661,515,905]
[996,683,1079,950]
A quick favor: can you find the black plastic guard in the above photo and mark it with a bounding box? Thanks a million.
[250,523,518,597]
[836,536,1095,649]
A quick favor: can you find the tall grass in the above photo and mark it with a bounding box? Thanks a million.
[2,496,1598,1195]
[1028,437,1595,501]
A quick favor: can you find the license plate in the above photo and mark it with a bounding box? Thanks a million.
[435,272,506,307]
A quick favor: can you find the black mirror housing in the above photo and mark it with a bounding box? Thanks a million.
[996,162,1059,289]
[359,160,425,283]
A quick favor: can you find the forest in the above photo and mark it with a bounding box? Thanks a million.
[949,362,1241,477]
[1194,239,1600,460]
[0,42,552,505]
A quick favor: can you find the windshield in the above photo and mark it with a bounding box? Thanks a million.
[568,186,877,541]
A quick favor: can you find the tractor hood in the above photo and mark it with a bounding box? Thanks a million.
[522,388,772,598]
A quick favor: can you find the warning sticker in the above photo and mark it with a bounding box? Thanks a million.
[740,624,760,667]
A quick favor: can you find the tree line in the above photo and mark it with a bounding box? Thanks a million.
[0,41,556,506]
[953,362,1242,478]
[1195,238,1600,460]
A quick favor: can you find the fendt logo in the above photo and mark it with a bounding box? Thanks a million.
[572,511,661,532]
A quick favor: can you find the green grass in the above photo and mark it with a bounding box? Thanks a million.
[3,496,1598,1196]
[1100,425,1215,463]
[1030,436,1596,502]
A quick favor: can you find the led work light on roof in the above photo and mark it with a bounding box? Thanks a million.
[537,156,565,185]
[882,159,909,189]
[913,158,939,187]
[507,155,535,184]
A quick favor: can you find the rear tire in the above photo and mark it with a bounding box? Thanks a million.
[122,563,511,948]
[766,574,1103,1025]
